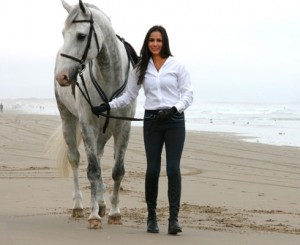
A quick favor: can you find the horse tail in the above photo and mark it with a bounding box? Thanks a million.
[46,123,82,178]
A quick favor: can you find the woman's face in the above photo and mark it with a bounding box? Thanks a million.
[148,31,163,56]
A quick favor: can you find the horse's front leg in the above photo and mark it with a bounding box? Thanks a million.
[81,125,104,229]
[59,107,84,218]
[85,151,104,229]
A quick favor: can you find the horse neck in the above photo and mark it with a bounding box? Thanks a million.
[92,34,126,91]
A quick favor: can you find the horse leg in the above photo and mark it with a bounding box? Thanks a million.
[65,125,83,218]
[96,182,106,218]
[70,154,83,218]
[86,152,103,229]
[81,124,104,229]
[95,133,112,218]
[58,103,84,218]
[108,126,130,224]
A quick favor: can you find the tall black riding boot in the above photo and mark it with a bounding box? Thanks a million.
[145,175,159,233]
[168,174,182,235]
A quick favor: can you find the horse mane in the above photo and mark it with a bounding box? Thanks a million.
[65,3,111,28]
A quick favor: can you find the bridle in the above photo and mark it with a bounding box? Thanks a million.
[60,14,99,74]
[59,12,147,133]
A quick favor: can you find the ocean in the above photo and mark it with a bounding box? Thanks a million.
[1,98,300,148]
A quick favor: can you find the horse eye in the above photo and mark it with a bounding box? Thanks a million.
[77,33,87,41]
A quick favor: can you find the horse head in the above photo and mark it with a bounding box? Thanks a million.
[55,0,103,86]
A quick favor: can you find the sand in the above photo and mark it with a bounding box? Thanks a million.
[0,112,299,245]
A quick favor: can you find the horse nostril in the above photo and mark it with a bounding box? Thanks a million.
[63,75,69,81]
[56,73,71,86]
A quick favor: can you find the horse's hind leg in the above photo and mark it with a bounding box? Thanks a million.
[95,133,112,218]
[108,125,130,224]
[58,101,83,218]
[68,137,84,219]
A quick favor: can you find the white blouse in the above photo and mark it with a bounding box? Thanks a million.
[109,56,193,113]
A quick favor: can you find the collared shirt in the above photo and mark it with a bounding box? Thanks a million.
[109,56,193,113]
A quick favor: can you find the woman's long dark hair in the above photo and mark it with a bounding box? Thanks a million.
[136,25,173,85]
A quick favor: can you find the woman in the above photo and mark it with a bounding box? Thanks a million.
[93,25,193,235]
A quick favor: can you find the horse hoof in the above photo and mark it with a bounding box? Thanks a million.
[88,219,102,229]
[72,208,84,218]
[108,214,122,225]
[99,205,106,217]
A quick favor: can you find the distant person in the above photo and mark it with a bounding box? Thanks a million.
[0,103,3,112]
[92,25,193,235]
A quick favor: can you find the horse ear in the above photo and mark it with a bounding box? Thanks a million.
[79,0,87,14]
[61,0,72,13]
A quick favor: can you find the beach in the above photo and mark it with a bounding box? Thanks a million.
[0,112,300,244]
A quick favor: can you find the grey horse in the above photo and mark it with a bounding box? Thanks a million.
[53,0,137,229]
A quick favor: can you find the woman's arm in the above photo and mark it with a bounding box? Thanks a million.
[109,69,141,109]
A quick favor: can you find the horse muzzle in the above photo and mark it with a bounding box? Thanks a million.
[56,73,71,86]
[55,68,78,87]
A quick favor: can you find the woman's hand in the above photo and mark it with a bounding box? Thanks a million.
[156,106,178,122]
[92,103,110,116]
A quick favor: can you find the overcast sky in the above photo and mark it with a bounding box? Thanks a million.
[0,0,299,104]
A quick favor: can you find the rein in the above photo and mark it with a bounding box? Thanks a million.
[60,12,148,133]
